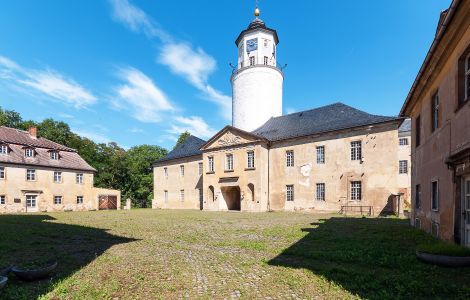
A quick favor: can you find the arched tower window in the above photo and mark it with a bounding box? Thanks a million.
[248,183,255,202]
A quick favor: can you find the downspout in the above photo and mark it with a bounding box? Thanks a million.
[267,141,271,212]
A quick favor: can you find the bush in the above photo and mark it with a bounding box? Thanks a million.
[417,241,470,257]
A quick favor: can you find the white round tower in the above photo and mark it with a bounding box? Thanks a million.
[231,8,283,132]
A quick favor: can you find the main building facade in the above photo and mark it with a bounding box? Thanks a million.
[153,9,411,214]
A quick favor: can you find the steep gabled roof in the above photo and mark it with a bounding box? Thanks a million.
[0,126,75,151]
[252,102,401,141]
[155,135,206,164]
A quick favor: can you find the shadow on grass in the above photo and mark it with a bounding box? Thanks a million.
[269,217,470,299]
[0,214,136,299]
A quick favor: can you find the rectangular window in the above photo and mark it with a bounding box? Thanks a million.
[399,160,408,174]
[0,167,5,179]
[164,190,168,203]
[286,150,294,167]
[77,196,83,204]
[25,148,34,157]
[0,145,7,155]
[26,195,36,208]
[50,151,59,160]
[416,116,421,147]
[286,185,294,201]
[76,173,83,184]
[180,189,185,202]
[26,169,36,181]
[247,151,255,169]
[0,195,5,205]
[208,156,214,173]
[351,181,362,201]
[399,138,409,146]
[431,92,439,132]
[431,180,439,211]
[226,154,234,171]
[415,184,421,209]
[350,141,362,161]
[264,56,269,65]
[316,146,325,164]
[164,167,168,179]
[249,56,255,66]
[316,183,325,201]
[53,171,62,183]
[180,165,184,177]
[198,162,203,176]
[54,196,62,205]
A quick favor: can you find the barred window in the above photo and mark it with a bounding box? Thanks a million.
[350,141,362,161]
[180,165,185,177]
[0,195,5,205]
[249,56,255,66]
[286,185,294,201]
[226,154,234,171]
[351,181,362,200]
[399,138,408,146]
[286,150,294,167]
[198,162,203,176]
[180,189,185,202]
[247,151,255,169]
[399,160,408,174]
[316,183,325,201]
[54,196,62,205]
[316,146,325,164]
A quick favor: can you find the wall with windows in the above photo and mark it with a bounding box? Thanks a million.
[398,132,412,209]
[268,123,403,214]
[153,156,203,210]
[0,164,96,213]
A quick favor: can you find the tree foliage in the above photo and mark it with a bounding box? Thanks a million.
[0,107,168,207]
[173,131,191,150]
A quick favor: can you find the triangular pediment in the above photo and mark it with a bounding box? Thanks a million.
[201,126,266,150]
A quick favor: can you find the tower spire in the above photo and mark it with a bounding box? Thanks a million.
[254,0,260,17]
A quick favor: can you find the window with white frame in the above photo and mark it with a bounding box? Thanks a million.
[26,169,36,181]
[76,173,83,184]
[226,154,234,171]
[180,189,185,202]
[264,56,269,65]
[180,165,185,177]
[316,146,325,164]
[0,144,7,155]
[50,151,59,160]
[431,91,439,132]
[286,185,294,201]
[351,181,362,200]
[249,56,255,66]
[316,183,325,201]
[53,171,62,183]
[208,156,214,173]
[399,160,408,174]
[399,138,408,146]
[286,150,294,167]
[54,196,62,205]
[198,162,203,176]
[164,190,168,203]
[431,180,439,211]
[0,167,5,179]
[26,195,36,208]
[164,167,168,179]
[77,196,83,204]
[350,141,362,161]
[25,148,35,158]
[247,151,255,169]
[0,195,5,205]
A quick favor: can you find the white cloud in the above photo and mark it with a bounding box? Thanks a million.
[72,128,111,144]
[168,116,216,139]
[0,55,96,108]
[108,0,231,121]
[112,66,175,123]
[130,127,144,133]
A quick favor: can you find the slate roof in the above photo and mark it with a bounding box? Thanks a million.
[0,126,96,172]
[155,135,206,164]
[235,18,279,45]
[252,102,402,141]
[399,119,411,133]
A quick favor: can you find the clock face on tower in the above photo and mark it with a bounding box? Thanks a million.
[246,38,258,52]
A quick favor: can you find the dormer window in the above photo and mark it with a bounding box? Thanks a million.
[25,148,35,158]
[0,144,7,155]
[50,151,60,160]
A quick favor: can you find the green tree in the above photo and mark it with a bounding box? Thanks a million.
[173,131,191,150]
[0,107,23,128]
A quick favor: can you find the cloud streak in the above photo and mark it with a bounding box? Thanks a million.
[0,56,96,108]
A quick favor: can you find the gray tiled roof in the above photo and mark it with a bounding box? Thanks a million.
[0,126,96,172]
[252,102,401,141]
[399,119,411,133]
[155,135,206,164]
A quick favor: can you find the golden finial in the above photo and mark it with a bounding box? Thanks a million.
[254,7,260,17]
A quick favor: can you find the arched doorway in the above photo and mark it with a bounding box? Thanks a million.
[222,186,241,211]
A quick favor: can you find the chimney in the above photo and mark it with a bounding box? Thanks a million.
[28,126,37,139]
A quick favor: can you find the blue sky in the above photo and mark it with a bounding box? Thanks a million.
[0,0,450,149]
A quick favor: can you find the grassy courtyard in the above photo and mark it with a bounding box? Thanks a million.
[0,210,469,299]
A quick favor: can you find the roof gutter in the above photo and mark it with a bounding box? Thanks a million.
[400,0,461,116]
